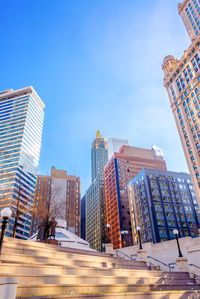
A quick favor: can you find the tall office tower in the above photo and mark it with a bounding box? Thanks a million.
[84,131,108,251]
[91,130,108,182]
[85,176,107,251]
[104,145,167,249]
[81,195,86,240]
[0,87,45,239]
[128,168,200,244]
[31,167,81,237]
[163,1,200,207]
[178,1,200,41]
[107,137,129,160]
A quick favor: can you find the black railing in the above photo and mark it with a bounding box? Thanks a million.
[115,250,136,260]
[189,264,200,279]
[147,256,175,272]
[189,263,200,271]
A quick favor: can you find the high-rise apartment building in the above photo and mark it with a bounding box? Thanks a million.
[104,145,167,249]
[31,167,81,237]
[128,168,200,244]
[163,0,200,207]
[0,87,45,239]
[107,137,129,160]
[91,130,108,182]
[84,131,108,251]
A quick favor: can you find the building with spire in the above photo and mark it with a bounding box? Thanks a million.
[83,131,108,251]
[163,0,200,207]
[91,130,108,181]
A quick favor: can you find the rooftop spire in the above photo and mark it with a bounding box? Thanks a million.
[96,130,101,139]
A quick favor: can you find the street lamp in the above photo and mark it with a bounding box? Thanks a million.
[173,229,183,258]
[106,224,110,243]
[0,207,12,255]
[136,226,143,250]
[121,230,128,247]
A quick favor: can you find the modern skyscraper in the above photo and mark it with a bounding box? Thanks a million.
[0,87,45,239]
[128,168,200,244]
[104,145,167,249]
[31,167,81,237]
[107,137,129,160]
[91,130,108,182]
[84,131,108,251]
[163,0,200,207]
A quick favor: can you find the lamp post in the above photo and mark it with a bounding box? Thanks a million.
[136,226,143,250]
[173,229,183,258]
[121,230,128,247]
[106,224,110,243]
[0,207,12,255]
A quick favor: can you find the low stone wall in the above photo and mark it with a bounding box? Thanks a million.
[0,277,18,299]
[114,236,200,275]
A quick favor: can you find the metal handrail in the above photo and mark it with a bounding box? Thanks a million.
[147,256,174,272]
[115,250,136,260]
[189,263,200,270]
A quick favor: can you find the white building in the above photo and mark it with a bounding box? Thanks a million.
[107,137,129,160]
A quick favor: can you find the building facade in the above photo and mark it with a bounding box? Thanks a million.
[91,130,108,182]
[31,167,81,237]
[104,146,167,249]
[163,0,200,206]
[84,131,108,251]
[0,87,45,239]
[107,137,129,160]
[85,176,107,251]
[128,168,200,244]
[81,195,86,240]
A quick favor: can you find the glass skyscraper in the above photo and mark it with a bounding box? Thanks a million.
[0,87,45,239]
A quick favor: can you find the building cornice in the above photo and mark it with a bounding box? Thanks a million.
[163,35,200,86]
[0,86,45,109]
[178,1,188,15]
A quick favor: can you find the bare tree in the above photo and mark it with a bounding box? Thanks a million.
[32,184,65,241]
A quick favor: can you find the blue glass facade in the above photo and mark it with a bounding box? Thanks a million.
[0,87,45,239]
[128,168,200,244]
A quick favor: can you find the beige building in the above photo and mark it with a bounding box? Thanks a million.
[163,0,200,206]
[30,167,81,237]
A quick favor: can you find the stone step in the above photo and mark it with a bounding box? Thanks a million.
[16,282,200,297]
[3,237,108,258]
[2,241,147,268]
[1,253,148,270]
[0,273,196,286]
[16,290,200,299]
[0,263,191,278]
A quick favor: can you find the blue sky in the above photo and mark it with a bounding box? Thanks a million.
[0,0,191,194]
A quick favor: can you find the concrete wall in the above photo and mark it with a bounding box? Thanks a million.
[115,236,200,275]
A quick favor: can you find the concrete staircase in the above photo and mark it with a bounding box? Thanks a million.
[0,237,200,298]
